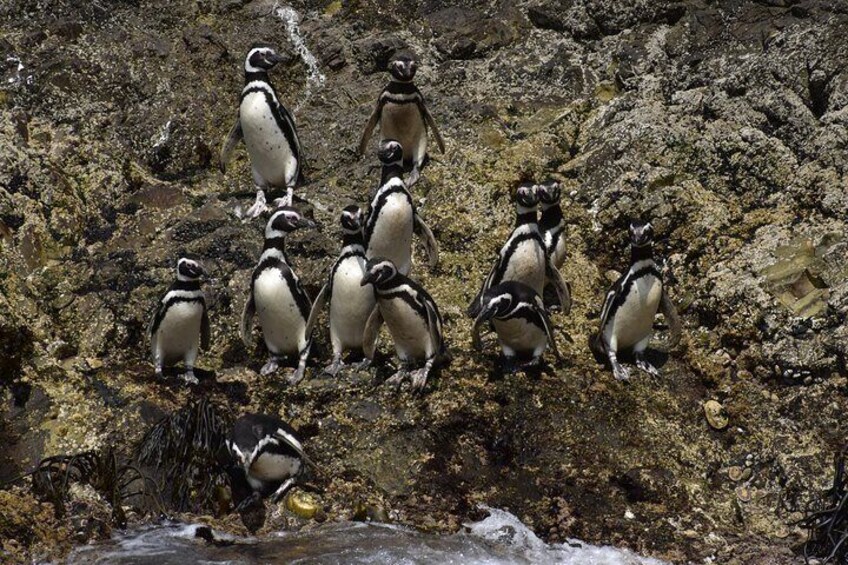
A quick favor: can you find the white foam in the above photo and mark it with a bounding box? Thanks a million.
[271,3,326,110]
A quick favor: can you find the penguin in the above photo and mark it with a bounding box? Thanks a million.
[360,257,444,392]
[219,45,303,218]
[357,52,445,186]
[226,413,317,510]
[241,206,321,383]
[309,205,376,376]
[471,281,560,372]
[148,257,210,384]
[589,220,680,380]
[467,182,569,318]
[364,139,439,276]
[537,179,572,313]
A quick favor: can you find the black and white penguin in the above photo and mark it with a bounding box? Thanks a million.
[226,413,316,510]
[589,220,678,380]
[537,179,572,313]
[241,206,321,383]
[220,45,303,218]
[471,281,560,371]
[467,183,569,318]
[357,53,445,186]
[148,257,210,384]
[309,205,376,376]
[361,257,445,391]
[364,139,439,276]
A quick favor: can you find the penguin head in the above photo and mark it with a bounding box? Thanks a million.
[340,205,363,234]
[176,257,205,281]
[389,53,417,82]
[244,45,284,73]
[629,220,654,248]
[361,257,399,288]
[266,206,316,239]
[537,180,561,206]
[514,182,539,210]
[377,139,404,166]
[477,289,514,323]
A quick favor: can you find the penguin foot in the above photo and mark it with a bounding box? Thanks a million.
[635,354,660,378]
[154,367,164,380]
[385,369,410,389]
[611,362,631,381]
[181,369,199,385]
[407,167,421,187]
[352,358,372,371]
[288,366,306,385]
[261,358,281,376]
[243,190,269,219]
[323,358,343,377]
[501,357,520,374]
[410,368,431,392]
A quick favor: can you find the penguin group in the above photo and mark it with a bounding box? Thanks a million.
[146,45,682,510]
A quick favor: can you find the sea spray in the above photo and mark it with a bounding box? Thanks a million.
[272,3,326,110]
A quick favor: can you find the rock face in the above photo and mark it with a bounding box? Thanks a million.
[1,0,847,562]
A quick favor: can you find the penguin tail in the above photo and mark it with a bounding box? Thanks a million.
[588,332,606,364]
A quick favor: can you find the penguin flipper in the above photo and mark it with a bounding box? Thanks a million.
[420,103,445,154]
[424,298,443,355]
[655,289,682,352]
[201,303,211,351]
[240,293,256,348]
[538,305,561,361]
[414,214,440,269]
[545,259,571,315]
[357,101,381,157]
[219,117,242,174]
[306,284,328,340]
[362,306,383,360]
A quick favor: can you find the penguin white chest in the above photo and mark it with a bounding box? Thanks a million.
[493,317,547,357]
[381,103,426,162]
[546,231,567,269]
[250,452,300,482]
[501,239,546,295]
[240,92,296,187]
[330,257,375,349]
[155,302,203,364]
[367,194,414,274]
[608,275,663,351]
[379,298,433,361]
[253,269,306,355]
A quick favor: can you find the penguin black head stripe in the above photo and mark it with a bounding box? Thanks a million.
[245,46,283,73]
[514,182,539,209]
[378,139,404,166]
[629,220,654,248]
[389,53,417,82]
[361,257,399,288]
[538,180,561,205]
[478,290,514,322]
[177,257,205,281]
[340,205,363,234]
[266,206,315,239]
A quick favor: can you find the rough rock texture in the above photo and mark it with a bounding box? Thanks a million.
[1,0,847,562]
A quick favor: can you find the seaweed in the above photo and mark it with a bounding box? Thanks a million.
[799,447,848,564]
[31,446,159,527]
[135,398,232,513]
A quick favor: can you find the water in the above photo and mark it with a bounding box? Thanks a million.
[68,507,666,564]
[272,3,326,110]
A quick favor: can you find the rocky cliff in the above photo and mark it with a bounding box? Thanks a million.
[1,0,847,562]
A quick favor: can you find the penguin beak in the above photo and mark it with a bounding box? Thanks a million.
[267,52,284,66]
[361,272,375,287]
[297,217,317,229]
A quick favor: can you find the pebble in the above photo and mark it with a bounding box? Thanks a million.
[703,400,728,430]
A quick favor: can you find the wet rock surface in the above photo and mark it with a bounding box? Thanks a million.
[1,0,847,563]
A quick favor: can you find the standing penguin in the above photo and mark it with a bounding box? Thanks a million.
[589,220,680,380]
[220,45,303,218]
[537,179,572,313]
[226,413,317,510]
[241,206,321,383]
[148,257,210,384]
[361,257,445,392]
[364,139,439,276]
[357,53,445,186]
[472,281,560,372]
[467,183,569,317]
[309,205,376,376]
